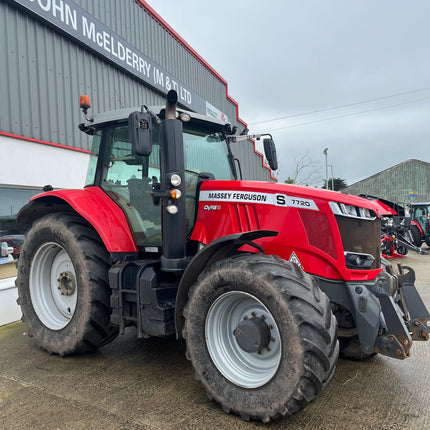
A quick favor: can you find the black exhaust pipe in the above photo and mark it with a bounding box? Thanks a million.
[165,89,178,120]
[159,90,187,272]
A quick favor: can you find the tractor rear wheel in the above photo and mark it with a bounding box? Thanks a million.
[410,225,422,247]
[183,254,338,422]
[16,213,118,355]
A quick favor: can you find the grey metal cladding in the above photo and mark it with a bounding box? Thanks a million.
[232,144,271,182]
[77,0,237,116]
[1,0,272,180]
[342,159,430,202]
[2,1,233,147]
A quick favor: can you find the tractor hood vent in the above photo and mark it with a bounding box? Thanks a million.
[329,201,376,220]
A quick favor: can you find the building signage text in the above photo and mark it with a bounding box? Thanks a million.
[12,0,209,113]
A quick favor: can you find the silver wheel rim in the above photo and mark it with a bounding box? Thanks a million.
[205,291,282,388]
[29,242,77,330]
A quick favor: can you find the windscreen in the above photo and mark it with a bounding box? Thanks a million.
[86,119,233,248]
[183,127,234,181]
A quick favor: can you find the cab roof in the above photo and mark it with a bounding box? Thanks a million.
[79,105,228,130]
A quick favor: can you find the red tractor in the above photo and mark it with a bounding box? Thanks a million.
[16,91,430,422]
[409,202,430,248]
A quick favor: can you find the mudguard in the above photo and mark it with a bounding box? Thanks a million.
[17,186,138,254]
[411,220,424,236]
[174,230,278,338]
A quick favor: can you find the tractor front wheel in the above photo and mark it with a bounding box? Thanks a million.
[16,214,118,355]
[183,254,338,422]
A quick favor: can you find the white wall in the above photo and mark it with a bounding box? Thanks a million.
[0,134,90,189]
[0,277,20,326]
[0,134,90,325]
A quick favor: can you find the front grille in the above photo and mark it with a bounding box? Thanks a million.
[335,215,381,269]
[299,210,337,259]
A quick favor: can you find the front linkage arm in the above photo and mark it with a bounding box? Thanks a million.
[346,265,430,359]
[397,264,430,341]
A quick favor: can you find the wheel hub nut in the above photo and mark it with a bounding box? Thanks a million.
[234,316,271,353]
[57,271,76,296]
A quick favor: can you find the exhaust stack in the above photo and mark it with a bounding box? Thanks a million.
[159,90,187,272]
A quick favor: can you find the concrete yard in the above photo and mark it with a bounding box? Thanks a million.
[1,251,430,430]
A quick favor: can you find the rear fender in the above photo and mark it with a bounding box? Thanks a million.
[174,230,278,338]
[17,187,138,255]
[411,220,424,236]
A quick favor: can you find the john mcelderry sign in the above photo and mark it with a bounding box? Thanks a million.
[13,0,228,121]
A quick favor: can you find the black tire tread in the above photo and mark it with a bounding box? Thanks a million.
[410,225,422,247]
[183,253,338,422]
[16,213,118,355]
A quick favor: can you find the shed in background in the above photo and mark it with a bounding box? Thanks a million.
[342,159,430,203]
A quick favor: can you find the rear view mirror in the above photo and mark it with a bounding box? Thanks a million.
[263,138,278,171]
[129,111,153,156]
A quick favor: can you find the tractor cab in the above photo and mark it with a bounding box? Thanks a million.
[82,108,234,253]
[79,90,277,272]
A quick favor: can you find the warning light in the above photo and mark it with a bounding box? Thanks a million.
[80,95,91,110]
[170,189,182,199]
[80,95,93,122]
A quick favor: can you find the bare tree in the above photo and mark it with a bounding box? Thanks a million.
[284,152,322,187]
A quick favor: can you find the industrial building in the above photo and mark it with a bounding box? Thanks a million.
[342,159,430,203]
[0,0,273,324]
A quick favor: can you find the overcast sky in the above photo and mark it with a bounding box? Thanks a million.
[145,0,430,187]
